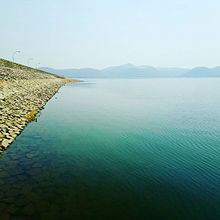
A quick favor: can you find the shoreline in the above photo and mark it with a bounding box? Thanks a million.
[0,59,77,153]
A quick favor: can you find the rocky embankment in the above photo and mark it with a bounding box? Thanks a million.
[0,59,75,153]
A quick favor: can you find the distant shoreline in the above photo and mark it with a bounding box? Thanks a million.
[41,64,220,79]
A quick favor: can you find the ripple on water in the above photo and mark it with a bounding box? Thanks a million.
[1,79,220,219]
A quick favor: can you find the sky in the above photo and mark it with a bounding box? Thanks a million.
[1,0,220,69]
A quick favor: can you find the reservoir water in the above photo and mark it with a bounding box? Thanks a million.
[0,79,220,219]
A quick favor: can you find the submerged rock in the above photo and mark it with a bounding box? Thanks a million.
[25,153,38,159]
[22,203,36,215]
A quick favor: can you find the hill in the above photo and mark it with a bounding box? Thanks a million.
[41,64,220,79]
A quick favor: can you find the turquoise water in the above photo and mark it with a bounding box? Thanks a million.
[0,79,220,219]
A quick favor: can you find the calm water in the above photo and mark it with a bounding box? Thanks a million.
[0,79,220,219]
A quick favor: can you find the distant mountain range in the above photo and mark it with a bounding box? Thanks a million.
[40,64,220,78]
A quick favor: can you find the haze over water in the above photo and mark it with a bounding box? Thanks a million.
[0,79,220,219]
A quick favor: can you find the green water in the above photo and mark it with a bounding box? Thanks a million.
[0,79,220,219]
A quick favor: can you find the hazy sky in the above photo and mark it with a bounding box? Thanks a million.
[1,0,220,68]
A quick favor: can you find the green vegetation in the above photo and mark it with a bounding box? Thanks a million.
[25,108,38,122]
